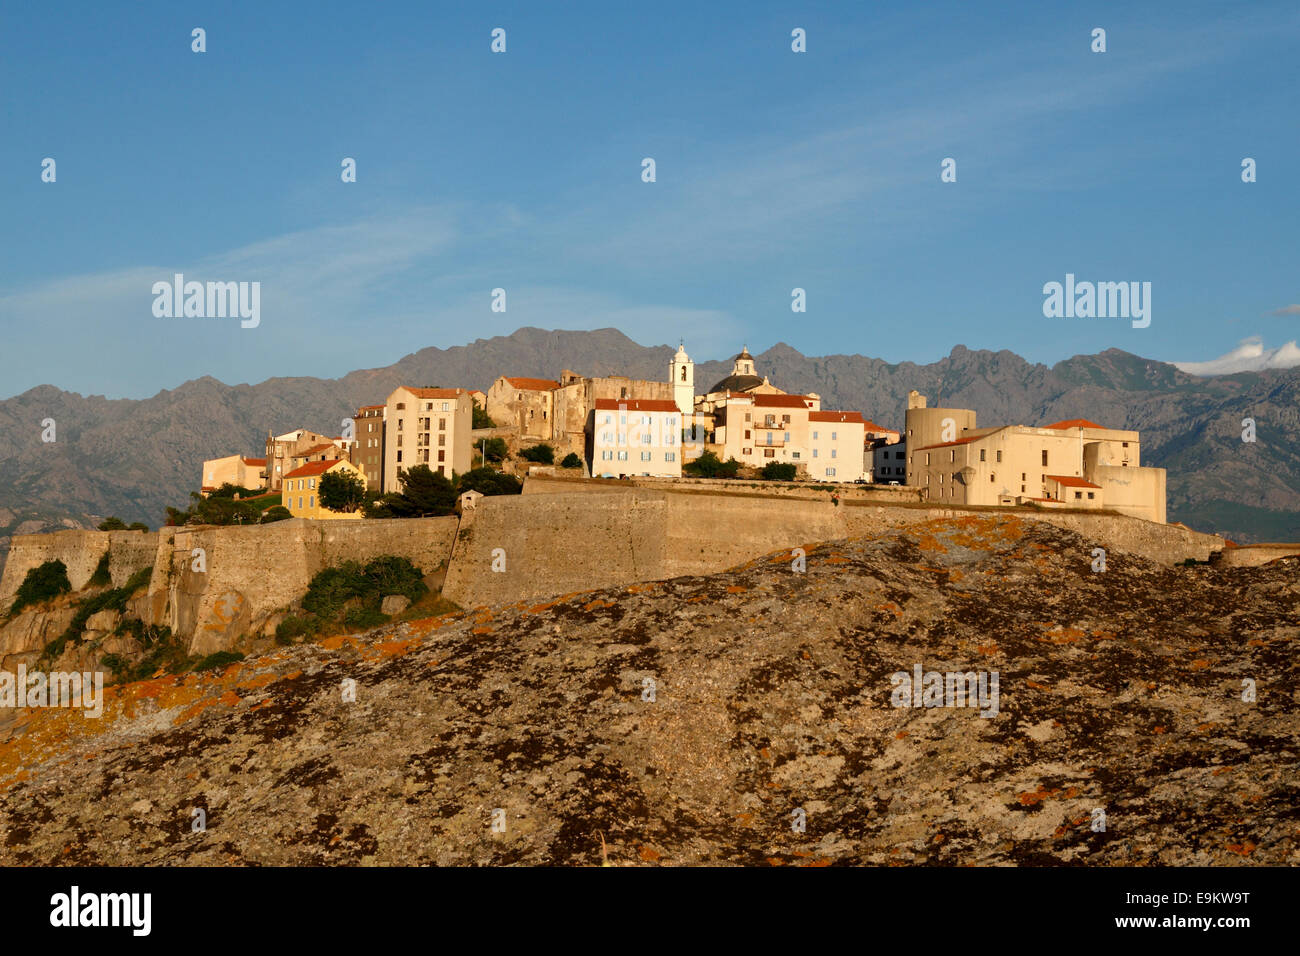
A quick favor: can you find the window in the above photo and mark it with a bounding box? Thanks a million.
[439,418,446,431]
[1021,473,1026,481]
[1122,442,1129,448]
[1041,450,1048,466]
[764,449,775,458]
[745,430,751,439]
[641,452,651,461]
[438,451,445,462]
[831,449,837,459]
[309,478,316,489]
[980,449,986,462]
[666,452,676,461]
[438,466,445,475]
[949,449,955,462]
[617,451,628,461]
[813,449,819,458]
[989,474,994,482]
[441,402,449,412]
[309,496,315,508]
[831,431,838,441]
[438,434,445,447]
[996,450,1002,463]
[396,403,405,410]
[791,452,800,460]
[782,415,790,423]
[297,497,303,509]
[602,414,612,425]
[812,430,819,440]
[1074,491,1082,500]
[826,468,836,477]
[745,413,751,422]
[1087,492,1095,499]
[743,448,751,455]
[896,451,904,460]
[601,451,613,461]
[396,451,402,462]
[1021,485,1025,493]
[925,453,931,465]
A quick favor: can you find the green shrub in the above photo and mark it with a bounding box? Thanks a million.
[123,565,153,594]
[519,443,555,464]
[98,517,128,531]
[456,467,523,497]
[560,452,582,469]
[192,650,246,672]
[261,505,292,523]
[87,552,112,588]
[472,405,497,429]
[343,605,388,630]
[10,560,72,616]
[479,436,509,462]
[761,462,798,481]
[276,615,318,645]
[684,451,741,479]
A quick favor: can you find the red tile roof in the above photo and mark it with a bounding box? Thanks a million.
[1046,474,1101,489]
[595,398,680,412]
[356,404,385,412]
[504,377,560,391]
[751,394,817,408]
[402,387,468,399]
[241,457,267,466]
[862,421,895,434]
[284,459,350,479]
[809,411,866,424]
[1043,418,1107,430]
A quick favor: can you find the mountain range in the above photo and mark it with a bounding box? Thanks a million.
[1,327,1297,575]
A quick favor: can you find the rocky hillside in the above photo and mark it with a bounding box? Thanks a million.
[1,516,1295,865]
[0,329,1297,571]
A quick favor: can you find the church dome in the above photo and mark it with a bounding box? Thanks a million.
[709,372,765,394]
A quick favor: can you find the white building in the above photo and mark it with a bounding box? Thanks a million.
[588,398,683,478]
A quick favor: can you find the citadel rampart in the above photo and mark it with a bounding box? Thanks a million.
[1,486,1227,667]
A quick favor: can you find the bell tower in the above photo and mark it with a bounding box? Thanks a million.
[671,342,694,416]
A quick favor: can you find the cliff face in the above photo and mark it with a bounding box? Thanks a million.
[0,515,1294,866]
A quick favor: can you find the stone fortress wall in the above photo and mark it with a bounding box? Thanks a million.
[0,480,1236,669]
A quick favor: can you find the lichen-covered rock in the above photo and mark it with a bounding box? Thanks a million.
[0,515,1295,866]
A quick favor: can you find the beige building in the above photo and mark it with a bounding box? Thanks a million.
[904,394,1165,522]
[808,411,868,482]
[383,386,474,491]
[350,404,386,490]
[588,398,683,478]
[485,376,561,440]
[200,454,266,494]
[282,459,365,520]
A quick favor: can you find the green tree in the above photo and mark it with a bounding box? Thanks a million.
[319,469,366,513]
[457,467,523,497]
[560,452,582,469]
[261,505,292,523]
[684,451,741,479]
[761,462,797,481]
[480,436,508,462]
[391,465,457,517]
[10,560,72,615]
[519,443,554,464]
[97,517,127,531]
[472,405,497,429]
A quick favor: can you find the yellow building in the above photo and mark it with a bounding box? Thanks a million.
[904,394,1166,523]
[383,386,474,492]
[282,459,365,520]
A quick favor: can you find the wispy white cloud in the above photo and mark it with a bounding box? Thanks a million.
[1268,304,1300,316]
[1173,336,1300,376]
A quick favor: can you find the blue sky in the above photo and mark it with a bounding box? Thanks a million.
[1,0,1297,399]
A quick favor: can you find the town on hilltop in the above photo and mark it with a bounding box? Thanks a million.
[201,344,1167,524]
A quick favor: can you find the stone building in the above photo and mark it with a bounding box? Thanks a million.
[485,377,561,441]
[264,429,337,492]
[382,386,474,491]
